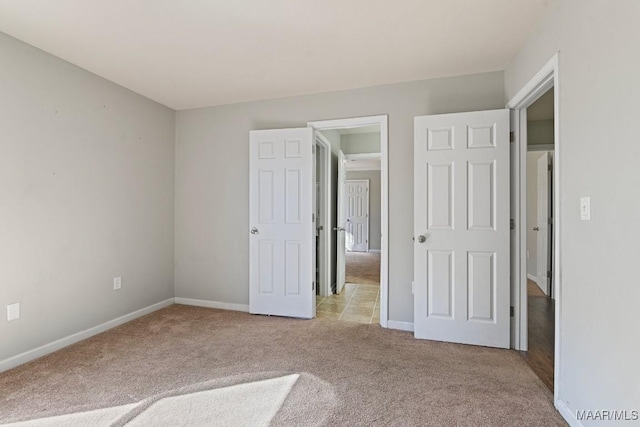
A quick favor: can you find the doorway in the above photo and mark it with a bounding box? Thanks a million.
[520,88,556,391]
[507,53,561,401]
[308,116,389,326]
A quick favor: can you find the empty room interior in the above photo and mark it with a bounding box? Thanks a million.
[1,1,639,426]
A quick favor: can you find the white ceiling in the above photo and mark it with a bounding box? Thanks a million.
[0,0,554,110]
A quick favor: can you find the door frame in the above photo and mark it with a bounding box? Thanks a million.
[507,53,562,402]
[345,179,370,253]
[307,115,389,328]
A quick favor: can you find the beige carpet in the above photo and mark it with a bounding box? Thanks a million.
[0,305,565,426]
[3,375,300,427]
[345,251,380,286]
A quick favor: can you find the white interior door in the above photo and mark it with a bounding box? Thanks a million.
[414,109,510,348]
[345,180,369,252]
[536,152,551,295]
[249,128,315,318]
[335,150,347,294]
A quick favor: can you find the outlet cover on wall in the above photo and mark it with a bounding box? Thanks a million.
[580,196,591,221]
[7,303,20,321]
[113,277,122,290]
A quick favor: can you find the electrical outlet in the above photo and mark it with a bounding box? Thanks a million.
[580,196,591,221]
[113,277,122,290]
[7,303,20,321]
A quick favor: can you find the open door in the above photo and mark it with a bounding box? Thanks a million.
[536,152,551,296]
[335,150,347,294]
[249,128,315,318]
[413,110,510,348]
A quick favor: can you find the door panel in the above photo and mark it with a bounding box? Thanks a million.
[250,128,315,318]
[335,150,347,294]
[536,152,551,295]
[414,109,510,349]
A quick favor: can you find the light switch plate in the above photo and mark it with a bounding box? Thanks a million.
[580,197,591,221]
[7,303,20,321]
[113,277,122,290]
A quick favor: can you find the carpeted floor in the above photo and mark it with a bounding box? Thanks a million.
[0,305,565,426]
[345,251,380,286]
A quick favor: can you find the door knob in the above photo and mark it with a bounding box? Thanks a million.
[417,235,427,243]
[250,227,259,235]
[533,227,539,231]
[333,227,345,232]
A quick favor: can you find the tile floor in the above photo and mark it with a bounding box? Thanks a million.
[316,283,380,324]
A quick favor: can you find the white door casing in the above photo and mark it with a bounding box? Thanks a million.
[414,109,510,348]
[335,150,347,294]
[249,128,315,318]
[536,152,551,295]
[345,180,369,252]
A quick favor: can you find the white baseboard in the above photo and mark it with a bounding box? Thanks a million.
[387,320,414,332]
[0,298,175,373]
[556,399,583,427]
[368,249,381,253]
[175,297,249,313]
[527,273,538,283]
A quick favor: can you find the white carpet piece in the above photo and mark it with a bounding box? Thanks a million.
[2,403,138,427]
[2,374,299,427]
[127,374,299,427]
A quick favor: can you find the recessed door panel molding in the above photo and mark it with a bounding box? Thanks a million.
[427,162,454,230]
[427,250,454,318]
[467,124,497,149]
[259,169,276,223]
[259,241,276,294]
[284,139,302,158]
[285,168,302,224]
[259,140,276,159]
[427,127,454,151]
[249,128,315,319]
[468,160,496,231]
[414,109,509,349]
[468,251,496,322]
[285,241,301,296]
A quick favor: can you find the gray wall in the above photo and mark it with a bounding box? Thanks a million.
[341,132,380,154]
[346,171,381,250]
[505,0,640,417]
[528,119,554,146]
[175,71,505,322]
[0,33,176,362]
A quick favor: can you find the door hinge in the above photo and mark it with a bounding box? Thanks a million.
[510,306,514,317]
[548,164,553,171]
[312,213,315,222]
[510,218,515,230]
[548,217,553,225]
[547,271,552,279]
[509,131,515,143]
[312,281,315,290]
